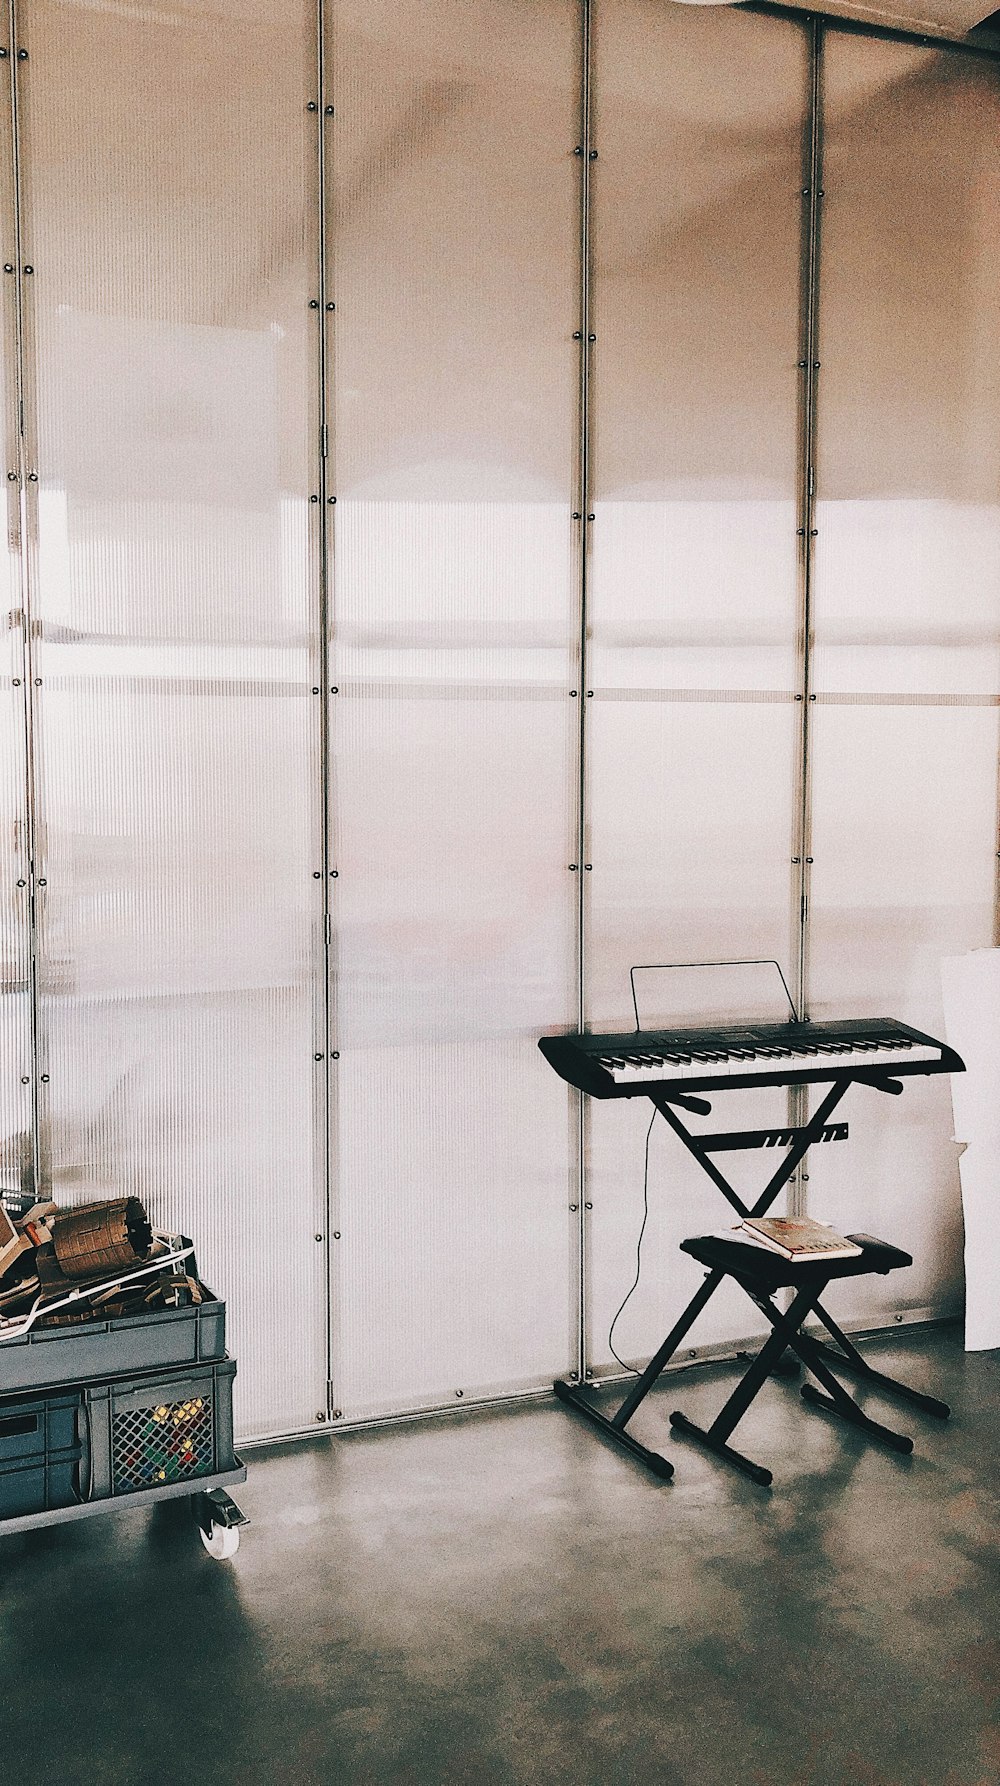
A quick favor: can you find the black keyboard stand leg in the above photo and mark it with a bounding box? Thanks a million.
[670,1318,799,1488]
[808,1302,951,1420]
[553,1380,674,1480]
[552,1267,727,1481]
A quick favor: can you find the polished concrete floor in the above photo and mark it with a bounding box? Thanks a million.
[1,1327,998,1786]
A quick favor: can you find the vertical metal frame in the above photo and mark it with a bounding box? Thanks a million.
[788,19,824,1216]
[313,0,336,1425]
[792,18,824,1027]
[2,0,40,1198]
[574,0,594,1385]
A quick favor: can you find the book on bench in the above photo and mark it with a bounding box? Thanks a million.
[738,1217,863,1261]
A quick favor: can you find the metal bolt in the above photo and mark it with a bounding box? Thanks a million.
[588,149,598,160]
[894,1313,903,1323]
[584,1201,593,1210]
[688,1349,696,1358]
[331,1051,339,1060]
[792,857,800,864]
[330,686,338,694]
[585,1369,594,1379]
[584,864,592,871]
[586,690,593,698]
[798,360,807,368]
[0,49,6,58]
[307,101,318,112]
[36,877,45,885]
[328,495,336,504]
[12,678,19,686]
[330,869,338,878]
[312,686,320,694]
[16,49,26,61]
[569,1203,578,1211]
[813,361,820,368]
[325,302,335,311]
[324,105,334,116]
[6,470,15,480]
[587,513,595,521]
[23,265,32,274]
[309,299,319,309]
[809,693,816,701]
[331,1409,343,1419]
[40,1074,48,1083]
[455,1389,464,1398]
[802,1174,809,1182]
[568,864,578,872]
[313,870,322,878]
[27,471,36,482]
[573,146,583,156]
[16,878,24,886]
[571,512,581,521]
[314,1052,323,1061]
[806,856,813,863]
[314,1233,323,1242]
[818,189,825,197]
[569,1372,579,1382]
[20,1076,28,1084]
[794,693,803,701]
[802,187,810,196]
[588,333,596,342]
[333,1231,340,1239]
[316,1411,326,1421]
[572,331,582,340]
[810,529,818,537]
[310,493,319,503]
[796,528,805,537]
[569,689,578,696]
[2,265,11,274]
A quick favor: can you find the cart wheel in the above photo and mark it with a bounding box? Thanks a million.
[199,1519,240,1560]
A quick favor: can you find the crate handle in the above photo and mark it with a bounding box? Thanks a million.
[0,1413,38,1439]
[77,1403,93,1503]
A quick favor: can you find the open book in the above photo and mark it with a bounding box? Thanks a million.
[738,1217,863,1261]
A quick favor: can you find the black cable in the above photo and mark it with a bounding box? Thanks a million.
[607,1106,658,1376]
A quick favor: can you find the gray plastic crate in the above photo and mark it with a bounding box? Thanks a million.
[0,1289,226,1396]
[0,1391,82,1520]
[81,1358,238,1503]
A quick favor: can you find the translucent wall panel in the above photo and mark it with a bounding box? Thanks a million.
[0,50,31,1203]
[809,39,1000,1323]
[586,3,809,1369]
[327,0,579,1415]
[21,0,326,1438]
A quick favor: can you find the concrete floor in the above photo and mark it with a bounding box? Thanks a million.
[1,1327,998,1786]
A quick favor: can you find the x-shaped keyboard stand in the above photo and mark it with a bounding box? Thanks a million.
[554,1072,949,1481]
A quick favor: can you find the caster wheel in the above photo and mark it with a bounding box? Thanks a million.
[200,1519,240,1560]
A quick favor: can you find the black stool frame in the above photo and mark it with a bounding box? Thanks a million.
[554,1070,948,1481]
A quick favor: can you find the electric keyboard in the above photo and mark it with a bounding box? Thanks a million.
[539,1017,963,1098]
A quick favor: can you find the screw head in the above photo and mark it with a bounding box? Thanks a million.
[325,302,335,311]
[36,877,45,885]
[6,470,15,480]
[314,1233,323,1242]
[333,1231,340,1239]
[16,878,25,886]
[324,105,334,116]
[330,685,338,693]
[17,47,28,59]
[40,1074,48,1083]
[572,331,582,340]
[331,1050,339,1060]
[330,869,338,878]
[23,265,32,274]
[310,493,319,503]
[455,1389,464,1398]
[306,101,318,112]
[313,871,322,879]
[20,1075,28,1084]
[2,265,12,274]
[315,1411,326,1422]
[314,1052,323,1061]
[328,495,336,504]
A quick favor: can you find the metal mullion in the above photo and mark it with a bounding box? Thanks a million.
[744,0,1000,64]
[5,0,41,1200]
[312,0,335,1423]
[572,0,594,1387]
[788,19,824,1216]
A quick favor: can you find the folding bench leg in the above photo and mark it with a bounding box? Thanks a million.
[808,1302,950,1420]
[786,1328,914,1455]
[669,1313,806,1488]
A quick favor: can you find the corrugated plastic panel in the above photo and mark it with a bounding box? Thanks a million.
[585,1,809,1369]
[326,0,579,1415]
[19,0,327,1438]
[807,38,1000,1323]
